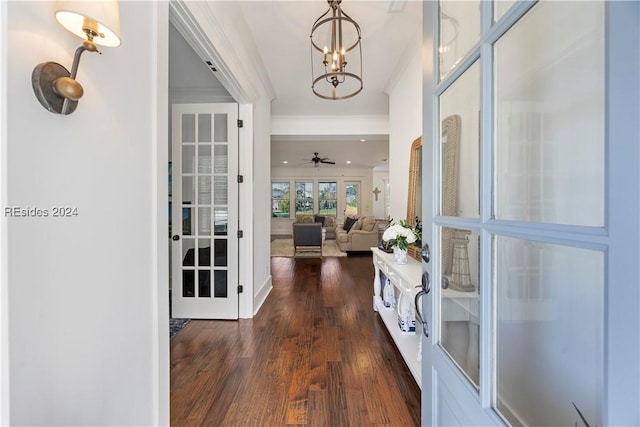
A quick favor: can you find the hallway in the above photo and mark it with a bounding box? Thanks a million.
[170,255,421,426]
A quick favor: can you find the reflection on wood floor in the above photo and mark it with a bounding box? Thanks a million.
[170,255,421,426]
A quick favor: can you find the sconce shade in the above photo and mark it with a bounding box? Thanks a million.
[55,1,121,47]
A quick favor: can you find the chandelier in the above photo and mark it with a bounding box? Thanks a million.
[310,0,363,100]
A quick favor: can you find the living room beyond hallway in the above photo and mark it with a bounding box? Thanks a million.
[170,255,420,426]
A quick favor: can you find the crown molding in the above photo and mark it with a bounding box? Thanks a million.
[169,1,275,104]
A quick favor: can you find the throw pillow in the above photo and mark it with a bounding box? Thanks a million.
[314,215,325,226]
[343,217,357,232]
[362,217,377,232]
[351,217,363,231]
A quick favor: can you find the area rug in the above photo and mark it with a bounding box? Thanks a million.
[170,318,190,338]
[270,238,347,257]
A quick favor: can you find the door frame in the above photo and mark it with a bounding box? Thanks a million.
[420,1,640,425]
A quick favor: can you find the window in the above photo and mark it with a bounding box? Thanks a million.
[345,182,359,216]
[271,182,290,218]
[318,181,337,215]
[295,181,314,216]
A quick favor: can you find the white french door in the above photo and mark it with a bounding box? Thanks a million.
[171,103,239,319]
[422,1,639,426]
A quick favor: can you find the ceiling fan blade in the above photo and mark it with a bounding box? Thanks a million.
[320,160,335,164]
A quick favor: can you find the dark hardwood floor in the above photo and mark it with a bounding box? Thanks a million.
[170,254,421,426]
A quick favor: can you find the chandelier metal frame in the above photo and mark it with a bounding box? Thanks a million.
[310,0,363,100]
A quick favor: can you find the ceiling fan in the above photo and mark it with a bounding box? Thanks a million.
[304,152,336,168]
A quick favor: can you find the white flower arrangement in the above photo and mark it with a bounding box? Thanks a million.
[382,220,419,250]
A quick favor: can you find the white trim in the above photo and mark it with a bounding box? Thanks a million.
[169,88,235,104]
[271,115,389,136]
[238,103,254,319]
[253,276,273,316]
[604,1,640,424]
[153,3,170,426]
[0,0,9,423]
[169,1,275,104]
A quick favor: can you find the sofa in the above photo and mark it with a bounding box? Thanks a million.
[294,214,337,240]
[336,216,381,252]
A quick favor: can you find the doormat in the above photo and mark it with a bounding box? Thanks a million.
[170,318,190,338]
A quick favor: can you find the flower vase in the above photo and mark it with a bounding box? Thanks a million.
[393,247,408,265]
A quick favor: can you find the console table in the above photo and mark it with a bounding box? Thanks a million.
[371,247,422,388]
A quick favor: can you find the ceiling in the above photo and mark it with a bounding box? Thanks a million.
[170,1,423,170]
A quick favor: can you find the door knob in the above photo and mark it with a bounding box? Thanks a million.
[172,235,180,241]
[415,271,430,337]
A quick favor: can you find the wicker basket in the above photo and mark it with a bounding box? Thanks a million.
[407,245,421,262]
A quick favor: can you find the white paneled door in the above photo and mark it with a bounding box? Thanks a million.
[422,1,639,426]
[171,103,239,319]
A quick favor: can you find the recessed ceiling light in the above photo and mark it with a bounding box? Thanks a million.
[346,160,352,164]
[360,139,366,142]
[283,160,288,164]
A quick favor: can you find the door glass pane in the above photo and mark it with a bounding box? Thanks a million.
[198,270,211,297]
[214,208,228,236]
[495,236,603,426]
[198,113,211,143]
[439,0,480,80]
[494,1,604,226]
[439,61,480,219]
[213,114,228,142]
[214,270,228,297]
[214,177,228,205]
[214,239,227,267]
[198,207,211,235]
[182,145,195,174]
[198,176,211,204]
[182,270,195,297]
[198,145,211,173]
[181,114,195,142]
[198,239,211,267]
[182,238,195,267]
[494,0,516,22]
[345,183,359,217]
[439,226,479,387]
[182,207,193,236]
[182,176,195,205]
[214,145,228,173]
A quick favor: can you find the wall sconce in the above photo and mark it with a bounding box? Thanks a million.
[32,1,121,115]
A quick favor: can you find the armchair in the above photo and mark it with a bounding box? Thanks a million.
[292,222,323,257]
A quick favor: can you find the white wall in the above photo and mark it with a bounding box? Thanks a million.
[252,98,272,312]
[372,170,389,219]
[5,2,167,425]
[388,33,423,224]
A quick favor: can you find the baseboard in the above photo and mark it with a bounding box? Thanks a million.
[253,275,272,315]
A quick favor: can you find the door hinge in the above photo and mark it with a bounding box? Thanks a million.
[237,119,243,128]
[238,285,244,294]
[237,174,244,183]
[237,230,243,238]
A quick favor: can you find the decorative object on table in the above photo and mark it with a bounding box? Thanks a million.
[382,220,420,265]
[397,293,416,335]
[449,230,475,292]
[383,277,396,309]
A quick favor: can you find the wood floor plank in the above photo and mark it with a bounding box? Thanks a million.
[170,254,420,426]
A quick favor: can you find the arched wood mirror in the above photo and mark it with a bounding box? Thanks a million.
[406,136,422,226]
